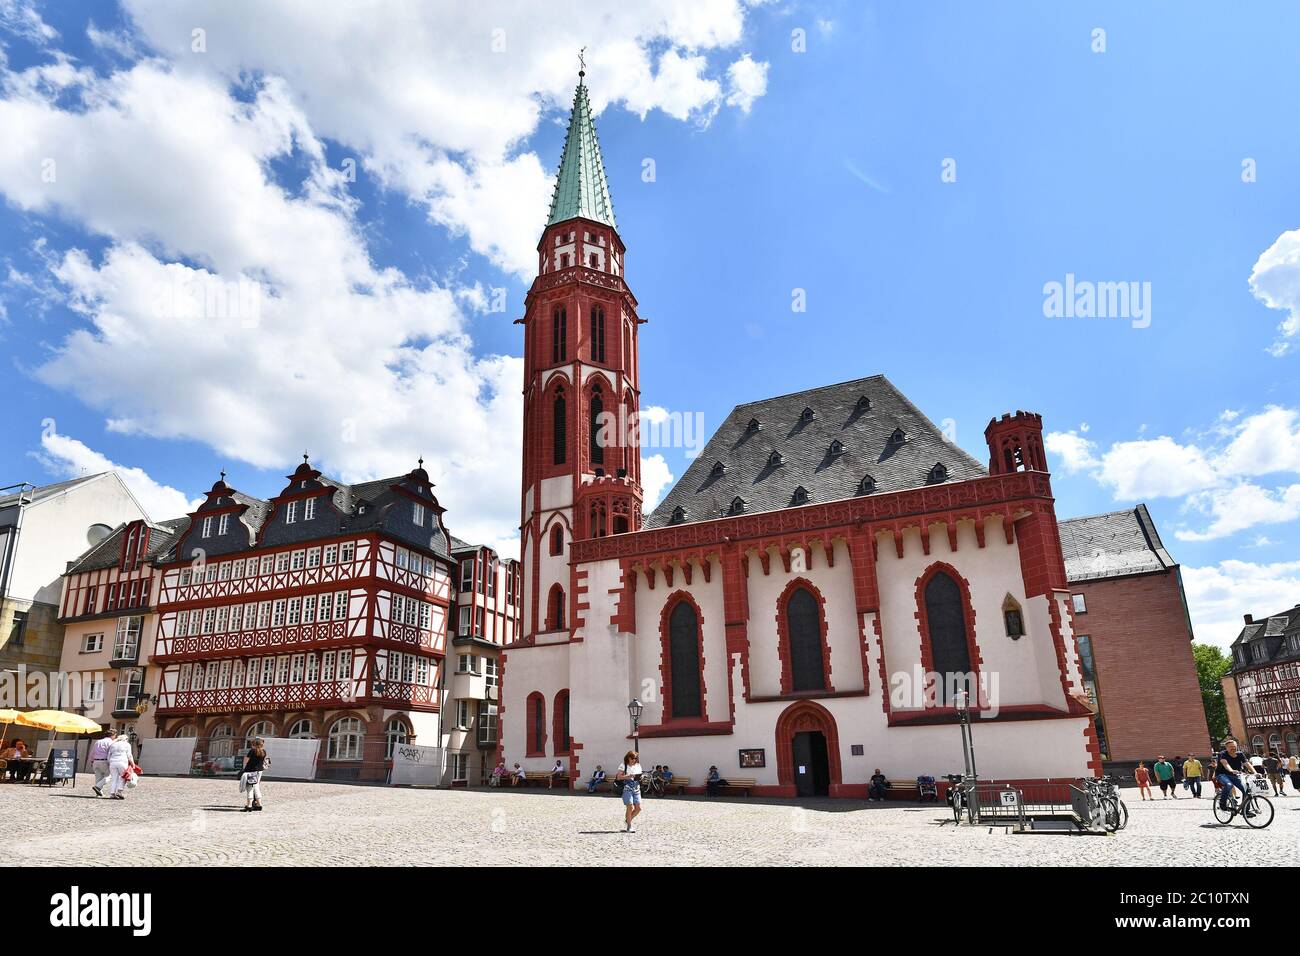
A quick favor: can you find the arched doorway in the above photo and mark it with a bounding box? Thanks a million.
[774,700,842,798]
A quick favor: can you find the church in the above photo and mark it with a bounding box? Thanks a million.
[501,72,1098,797]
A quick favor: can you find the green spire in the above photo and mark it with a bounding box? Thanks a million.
[546,76,617,230]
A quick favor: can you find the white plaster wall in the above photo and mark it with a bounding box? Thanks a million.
[11,475,146,604]
[744,540,863,697]
[501,640,571,771]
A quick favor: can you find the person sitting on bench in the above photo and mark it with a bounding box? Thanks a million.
[706,765,728,796]
[868,769,888,801]
[549,759,567,789]
[586,765,606,793]
[511,763,526,786]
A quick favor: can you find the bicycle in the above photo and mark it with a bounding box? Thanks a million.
[640,772,665,798]
[1083,775,1128,832]
[946,774,974,825]
[1213,774,1274,829]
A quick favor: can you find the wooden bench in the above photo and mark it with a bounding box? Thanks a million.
[884,779,921,800]
[524,770,571,789]
[712,776,755,797]
[662,775,690,795]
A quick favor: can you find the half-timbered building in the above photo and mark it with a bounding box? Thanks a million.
[501,72,1099,796]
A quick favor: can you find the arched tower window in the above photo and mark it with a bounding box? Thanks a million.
[551,306,567,363]
[527,692,546,756]
[785,586,827,692]
[554,690,571,755]
[589,388,605,466]
[549,524,564,556]
[547,584,566,631]
[590,305,605,362]
[666,599,703,719]
[552,391,566,465]
[923,570,974,702]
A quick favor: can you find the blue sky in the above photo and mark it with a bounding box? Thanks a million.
[1,1,1299,646]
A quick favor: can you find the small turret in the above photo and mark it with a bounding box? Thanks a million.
[984,411,1047,475]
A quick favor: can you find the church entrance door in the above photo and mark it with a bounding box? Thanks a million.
[792,730,830,797]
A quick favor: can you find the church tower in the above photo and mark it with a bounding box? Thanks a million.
[519,69,644,642]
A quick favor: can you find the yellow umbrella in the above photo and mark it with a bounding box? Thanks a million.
[15,710,102,734]
[0,708,17,750]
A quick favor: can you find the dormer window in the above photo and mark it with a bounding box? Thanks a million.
[889,427,907,445]
[728,497,746,516]
[746,418,761,434]
[790,486,810,507]
[799,407,815,424]
[828,439,843,457]
[927,463,949,484]
[669,506,686,525]
[857,475,876,495]
[710,461,726,479]
[855,396,871,415]
[767,451,784,468]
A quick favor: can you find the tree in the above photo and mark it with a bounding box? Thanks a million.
[1193,643,1232,743]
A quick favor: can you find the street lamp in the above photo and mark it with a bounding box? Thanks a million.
[954,689,978,782]
[627,698,643,753]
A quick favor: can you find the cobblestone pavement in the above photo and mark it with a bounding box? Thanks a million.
[2,776,1298,866]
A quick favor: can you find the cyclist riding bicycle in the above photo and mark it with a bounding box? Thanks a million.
[1215,738,1255,817]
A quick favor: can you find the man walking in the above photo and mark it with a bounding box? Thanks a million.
[1181,755,1203,798]
[1153,756,1176,798]
[89,730,114,797]
[1263,751,1285,796]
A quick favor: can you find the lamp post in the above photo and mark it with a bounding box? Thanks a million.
[627,698,643,754]
[954,689,977,782]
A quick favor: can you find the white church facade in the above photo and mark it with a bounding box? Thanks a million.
[500,73,1098,797]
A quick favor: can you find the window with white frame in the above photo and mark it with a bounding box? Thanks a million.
[305,652,319,682]
[275,552,290,573]
[261,658,274,686]
[452,753,469,781]
[322,651,335,682]
[341,542,355,562]
[457,699,471,728]
[413,502,425,526]
[215,606,229,633]
[328,717,365,760]
[302,594,316,624]
[260,555,274,576]
[178,662,192,692]
[218,659,232,689]
[334,592,348,620]
[392,594,405,625]
[81,632,104,653]
[288,718,315,739]
[84,677,103,703]
[114,667,143,711]
[324,544,338,565]
[246,657,260,687]
[318,592,333,620]
[1072,593,1087,614]
[272,600,286,627]
[484,657,498,687]
[458,606,470,636]
[113,616,144,660]
[290,653,305,683]
[385,718,409,758]
[257,601,272,628]
[231,659,245,687]
[208,723,235,758]
[231,559,244,578]
[285,500,299,524]
[307,547,320,568]
[219,561,231,581]
[460,560,474,591]
[287,597,301,626]
[276,656,290,685]
[458,654,476,674]
[304,497,316,521]
[291,550,306,571]
[202,516,213,538]
[218,513,230,535]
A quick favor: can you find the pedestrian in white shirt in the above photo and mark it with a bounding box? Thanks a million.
[106,732,134,800]
[616,750,644,833]
[88,731,114,797]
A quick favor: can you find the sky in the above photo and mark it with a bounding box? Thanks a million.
[1,0,1298,649]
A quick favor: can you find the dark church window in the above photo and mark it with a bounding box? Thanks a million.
[1004,608,1024,638]
[667,600,703,719]
[553,392,566,465]
[529,693,546,755]
[785,587,826,692]
[589,389,604,466]
[591,305,606,362]
[552,307,567,363]
[924,570,973,702]
[554,690,571,754]
[548,584,566,631]
[550,525,564,556]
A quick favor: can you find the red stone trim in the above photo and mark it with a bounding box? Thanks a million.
[912,562,984,707]
[657,590,709,722]
[774,577,835,695]
[773,699,843,795]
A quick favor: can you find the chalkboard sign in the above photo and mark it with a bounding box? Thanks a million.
[47,748,77,784]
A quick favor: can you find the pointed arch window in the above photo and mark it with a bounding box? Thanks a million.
[590,305,606,362]
[549,524,564,556]
[551,306,567,363]
[785,586,827,692]
[923,569,974,703]
[589,388,605,466]
[553,690,571,755]
[1002,594,1025,639]
[666,599,703,719]
[547,584,566,631]
[527,692,546,756]
[552,391,567,465]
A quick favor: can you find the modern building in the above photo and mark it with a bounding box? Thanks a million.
[145,458,456,781]
[1057,505,1209,769]
[442,537,520,784]
[56,516,188,738]
[1226,606,1300,757]
[1,474,147,683]
[500,71,1098,797]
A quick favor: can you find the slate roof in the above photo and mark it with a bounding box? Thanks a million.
[1057,504,1177,583]
[1229,604,1300,673]
[65,517,190,574]
[644,375,986,529]
[546,79,617,229]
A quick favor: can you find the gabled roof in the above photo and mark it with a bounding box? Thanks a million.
[645,375,985,528]
[0,473,105,510]
[546,78,616,229]
[65,517,190,575]
[1229,604,1300,672]
[1057,504,1177,582]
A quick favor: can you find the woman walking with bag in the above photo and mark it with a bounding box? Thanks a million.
[106,731,134,801]
[616,750,644,833]
[240,738,269,812]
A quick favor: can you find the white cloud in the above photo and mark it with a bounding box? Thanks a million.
[1181,560,1300,649]
[1047,405,1300,540]
[1249,227,1300,356]
[34,431,199,520]
[640,453,675,510]
[0,0,56,43]
[725,53,768,113]
[119,0,770,278]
